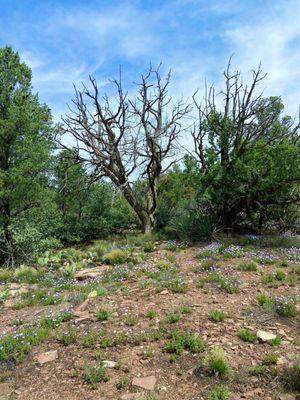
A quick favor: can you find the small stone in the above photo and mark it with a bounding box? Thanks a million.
[103,360,117,368]
[257,329,277,342]
[279,394,296,400]
[36,350,58,364]
[132,375,156,391]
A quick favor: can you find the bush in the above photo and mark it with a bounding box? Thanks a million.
[165,330,205,356]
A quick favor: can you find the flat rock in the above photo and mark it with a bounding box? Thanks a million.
[0,383,12,400]
[257,329,277,342]
[74,266,107,281]
[36,350,58,364]
[279,394,297,400]
[132,375,156,391]
[103,360,117,368]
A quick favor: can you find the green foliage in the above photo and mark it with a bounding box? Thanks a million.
[281,358,300,391]
[238,328,257,343]
[57,329,78,346]
[102,249,131,265]
[0,268,13,283]
[165,313,181,324]
[209,310,225,323]
[237,261,258,271]
[275,298,297,317]
[96,309,110,321]
[84,363,110,389]
[206,347,230,377]
[165,330,205,356]
[146,309,157,319]
[208,386,231,400]
[14,265,43,283]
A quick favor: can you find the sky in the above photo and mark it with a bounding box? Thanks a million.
[0,0,300,122]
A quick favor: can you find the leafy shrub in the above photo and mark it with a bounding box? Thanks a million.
[58,329,78,346]
[209,310,225,323]
[143,242,155,253]
[256,292,273,307]
[208,386,231,400]
[238,328,257,343]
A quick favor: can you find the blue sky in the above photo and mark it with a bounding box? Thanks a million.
[1,0,300,120]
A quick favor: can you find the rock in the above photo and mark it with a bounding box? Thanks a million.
[103,360,117,368]
[0,383,12,400]
[296,303,300,319]
[36,350,58,364]
[74,266,107,281]
[279,394,296,400]
[74,311,94,323]
[132,375,156,391]
[257,329,277,342]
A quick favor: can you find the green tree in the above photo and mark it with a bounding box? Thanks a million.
[0,46,54,265]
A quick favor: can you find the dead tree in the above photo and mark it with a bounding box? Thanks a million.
[191,59,300,227]
[61,66,190,233]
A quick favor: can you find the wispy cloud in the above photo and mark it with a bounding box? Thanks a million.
[0,0,299,120]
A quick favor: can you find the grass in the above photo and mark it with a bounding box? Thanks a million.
[238,328,257,342]
[0,268,13,283]
[262,352,278,366]
[208,386,231,400]
[96,308,110,321]
[237,261,257,271]
[199,272,239,294]
[0,311,72,364]
[14,265,43,284]
[197,347,230,378]
[209,310,225,323]
[281,358,300,391]
[256,292,273,307]
[83,332,98,348]
[275,297,297,317]
[102,249,132,265]
[146,309,157,319]
[13,289,63,309]
[165,312,181,324]
[84,363,110,389]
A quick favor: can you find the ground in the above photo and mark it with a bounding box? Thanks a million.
[0,235,299,400]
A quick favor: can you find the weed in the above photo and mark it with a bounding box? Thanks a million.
[14,265,43,284]
[178,306,192,314]
[206,347,230,377]
[256,292,273,307]
[270,335,281,346]
[143,243,155,253]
